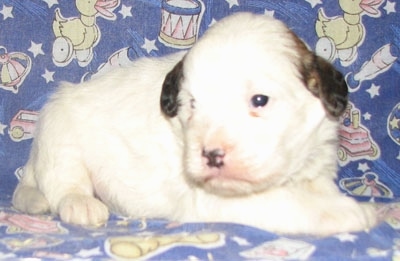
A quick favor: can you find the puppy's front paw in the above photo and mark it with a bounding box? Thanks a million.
[317,198,377,236]
[58,194,109,226]
[12,185,50,215]
[359,203,378,228]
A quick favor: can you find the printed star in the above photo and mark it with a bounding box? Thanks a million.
[264,9,275,17]
[358,162,370,172]
[77,247,102,258]
[141,38,158,53]
[226,0,239,8]
[334,233,358,242]
[367,247,390,257]
[90,232,106,237]
[0,252,15,259]
[28,41,45,58]
[209,19,218,27]
[366,84,380,98]
[389,117,400,129]
[0,123,7,135]
[115,215,131,226]
[42,69,55,83]
[119,4,132,19]
[305,0,322,8]
[383,1,396,14]
[42,0,59,8]
[116,220,130,226]
[363,112,372,120]
[0,5,14,20]
[231,236,251,246]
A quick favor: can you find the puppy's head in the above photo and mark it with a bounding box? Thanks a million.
[161,13,348,196]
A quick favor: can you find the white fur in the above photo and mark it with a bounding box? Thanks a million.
[13,13,376,235]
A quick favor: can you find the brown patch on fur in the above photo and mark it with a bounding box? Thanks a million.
[160,60,184,117]
[290,31,348,118]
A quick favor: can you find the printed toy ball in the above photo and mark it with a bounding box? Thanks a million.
[388,103,400,145]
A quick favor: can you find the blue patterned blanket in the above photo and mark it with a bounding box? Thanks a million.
[0,0,399,259]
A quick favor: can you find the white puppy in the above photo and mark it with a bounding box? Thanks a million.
[13,12,376,236]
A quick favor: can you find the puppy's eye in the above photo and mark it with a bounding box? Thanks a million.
[251,95,269,108]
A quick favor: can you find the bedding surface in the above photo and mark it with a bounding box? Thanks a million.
[0,0,399,259]
[0,201,399,260]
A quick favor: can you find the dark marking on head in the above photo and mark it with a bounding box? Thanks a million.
[160,60,184,117]
[302,55,348,118]
[292,34,348,118]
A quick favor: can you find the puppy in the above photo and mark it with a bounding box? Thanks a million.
[13,12,376,236]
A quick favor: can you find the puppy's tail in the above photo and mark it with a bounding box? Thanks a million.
[12,166,50,215]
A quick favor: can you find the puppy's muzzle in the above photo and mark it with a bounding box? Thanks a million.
[202,148,225,168]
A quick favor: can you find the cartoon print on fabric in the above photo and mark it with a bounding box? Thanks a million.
[337,102,380,166]
[158,0,204,49]
[0,47,32,94]
[239,238,316,260]
[379,203,400,230]
[0,0,400,259]
[315,0,385,66]
[8,110,39,142]
[52,0,120,67]
[105,232,225,260]
[0,212,67,234]
[0,236,64,252]
[388,103,400,146]
[81,47,138,81]
[86,0,206,80]
[339,172,393,199]
[346,44,399,92]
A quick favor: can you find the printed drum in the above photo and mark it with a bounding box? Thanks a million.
[159,0,202,48]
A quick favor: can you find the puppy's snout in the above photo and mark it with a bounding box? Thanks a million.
[202,148,225,168]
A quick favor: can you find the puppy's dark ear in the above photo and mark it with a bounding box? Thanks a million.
[160,60,184,117]
[301,53,348,118]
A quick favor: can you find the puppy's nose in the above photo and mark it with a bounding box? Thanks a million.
[202,148,225,168]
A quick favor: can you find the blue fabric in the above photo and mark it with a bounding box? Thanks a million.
[0,201,398,260]
[0,0,399,259]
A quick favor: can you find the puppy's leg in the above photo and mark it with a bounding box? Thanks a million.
[311,196,377,235]
[253,184,377,235]
[15,145,109,226]
[12,166,50,215]
[43,156,110,226]
[57,194,109,226]
[12,185,49,214]
[297,179,378,235]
